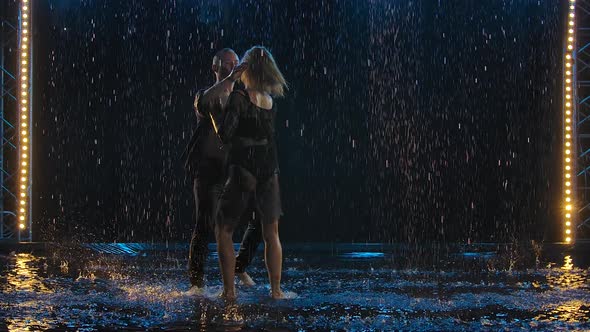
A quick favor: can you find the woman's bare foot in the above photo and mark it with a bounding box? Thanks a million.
[270,289,286,299]
[237,272,256,287]
[219,288,237,301]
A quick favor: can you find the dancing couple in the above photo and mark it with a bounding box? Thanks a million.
[181,46,288,300]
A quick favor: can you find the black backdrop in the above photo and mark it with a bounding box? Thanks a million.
[31,0,564,244]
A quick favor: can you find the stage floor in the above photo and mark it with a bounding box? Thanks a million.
[1,242,589,331]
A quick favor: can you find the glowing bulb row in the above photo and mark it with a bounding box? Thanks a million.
[563,0,576,244]
[18,0,30,232]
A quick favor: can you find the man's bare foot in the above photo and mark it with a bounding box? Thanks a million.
[187,285,205,296]
[270,289,286,299]
[237,272,256,287]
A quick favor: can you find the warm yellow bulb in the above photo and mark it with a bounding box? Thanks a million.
[566,237,572,242]
[570,13,575,18]
[566,142,571,147]
[23,146,28,150]
[568,45,574,50]
[566,63,571,68]
[19,208,25,213]
[566,149,571,154]
[566,197,571,202]
[566,94,571,99]
[566,181,571,187]
[20,200,25,205]
[566,86,571,91]
[566,118,571,123]
[21,123,27,128]
[566,134,572,139]
[566,221,571,226]
[566,229,571,234]
[22,153,27,159]
[569,37,574,42]
[20,177,25,182]
[19,224,25,229]
[570,21,575,26]
[566,165,571,170]
[569,29,574,34]
[566,111,571,115]
[23,6,28,11]
[566,204,573,210]
[21,130,26,135]
[20,193,25,197]
[566,189,571,194]
[566,78,572,83]
[567,54,572,59]
[566,213,571,218]
[21,161,27,166]
[566,126,572,131]
[23,138,28,143]
[23,22,27,26]
[566,157,571,162]
[23,14,28,19]
[567,70,572,75]
[19,216,25,221]
[566,174,571,179]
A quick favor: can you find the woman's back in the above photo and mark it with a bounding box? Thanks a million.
[247,89,273,110]
[222,89,278,180]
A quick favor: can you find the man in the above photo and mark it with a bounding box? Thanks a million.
[181,48,261,290]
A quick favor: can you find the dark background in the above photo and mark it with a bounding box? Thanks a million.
[28,0,564,244]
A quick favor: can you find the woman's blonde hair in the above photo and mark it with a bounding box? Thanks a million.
[240,46,288,97]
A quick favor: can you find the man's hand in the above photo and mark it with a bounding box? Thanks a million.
[229,62,249,82]
[193,93,200,110]
[193,93,202,118]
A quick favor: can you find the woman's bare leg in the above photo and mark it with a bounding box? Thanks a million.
[262,220,284,299]
[215,223,237,300]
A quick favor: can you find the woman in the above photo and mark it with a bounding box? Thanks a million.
[215,46,288,300]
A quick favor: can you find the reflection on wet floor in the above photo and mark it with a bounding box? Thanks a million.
[0,244,589,330]
[3,253,52,294]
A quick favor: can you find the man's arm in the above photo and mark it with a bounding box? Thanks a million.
[219,91,246,144]
[196,62,249,116]
[197,77,234,115]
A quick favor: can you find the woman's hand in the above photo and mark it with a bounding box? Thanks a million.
[229,62,249,82]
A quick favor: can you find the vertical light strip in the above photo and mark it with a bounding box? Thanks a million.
[17,0,30,234]
[564,0,576,244]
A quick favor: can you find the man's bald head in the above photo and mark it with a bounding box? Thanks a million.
[213,48,238,66]
[212,48,239,82]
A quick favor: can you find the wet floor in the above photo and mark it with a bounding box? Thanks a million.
[0,243,589,331]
